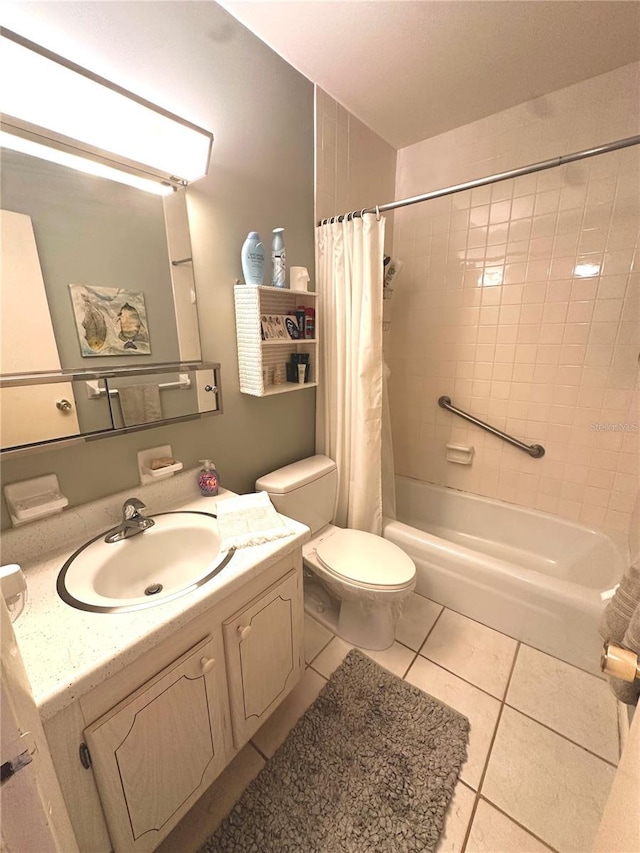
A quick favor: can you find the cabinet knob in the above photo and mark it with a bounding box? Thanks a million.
[237,625,252,641]
[200,656,216,674]
[56,399,73,413]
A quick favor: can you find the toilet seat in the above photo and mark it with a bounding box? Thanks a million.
[315,529,415,590]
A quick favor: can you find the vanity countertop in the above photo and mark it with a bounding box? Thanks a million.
[9,484,309,721]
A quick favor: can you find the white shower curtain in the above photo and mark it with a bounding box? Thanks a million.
[315,213,390,535]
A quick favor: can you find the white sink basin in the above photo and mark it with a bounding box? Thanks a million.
[57,512,234,613]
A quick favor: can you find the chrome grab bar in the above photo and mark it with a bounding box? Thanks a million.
[438,396,545,459]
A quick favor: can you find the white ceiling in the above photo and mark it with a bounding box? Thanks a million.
[219,1,640,149]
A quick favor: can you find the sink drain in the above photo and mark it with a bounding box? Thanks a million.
[144,583,163,596]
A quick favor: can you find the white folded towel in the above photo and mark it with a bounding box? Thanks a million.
[216,491,295,550]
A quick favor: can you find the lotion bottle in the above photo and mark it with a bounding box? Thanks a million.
[241,232,265,285]
[272,228,286,287]
[198,460,219,496]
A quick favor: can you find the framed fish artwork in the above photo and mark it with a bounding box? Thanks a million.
[69,284,151,356]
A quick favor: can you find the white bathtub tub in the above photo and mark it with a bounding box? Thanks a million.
[384,476,626,675]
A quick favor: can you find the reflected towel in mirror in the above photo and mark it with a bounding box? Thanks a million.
[118,384,162,426]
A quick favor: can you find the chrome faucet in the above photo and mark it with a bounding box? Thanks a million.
[104,498,155,543]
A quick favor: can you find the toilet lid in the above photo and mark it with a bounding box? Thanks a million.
[316,529,415,588]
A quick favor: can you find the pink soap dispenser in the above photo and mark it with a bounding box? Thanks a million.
[198,460,219,497]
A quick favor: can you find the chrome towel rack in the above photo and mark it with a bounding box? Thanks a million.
[438,396,545,458]
[85,374,191,399]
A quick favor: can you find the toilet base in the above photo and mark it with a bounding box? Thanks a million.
[303,573,396,651]
[303,577,339,634]
[337,598,395,651]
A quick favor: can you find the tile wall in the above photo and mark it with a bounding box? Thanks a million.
[389,63,639,537]
[315,86,397,252]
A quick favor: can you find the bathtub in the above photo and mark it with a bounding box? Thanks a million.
[384,476,626,676]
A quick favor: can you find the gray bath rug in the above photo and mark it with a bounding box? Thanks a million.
[199,649,469,853]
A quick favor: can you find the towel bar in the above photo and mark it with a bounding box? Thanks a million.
[85,374,191,399]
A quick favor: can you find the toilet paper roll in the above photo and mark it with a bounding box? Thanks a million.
[601,643,639,682]
[290,266,310,291]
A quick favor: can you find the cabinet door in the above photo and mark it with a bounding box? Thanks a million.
[223,570,303,747]
[84,634,228,853]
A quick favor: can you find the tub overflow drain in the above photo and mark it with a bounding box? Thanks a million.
[145,583,163,596]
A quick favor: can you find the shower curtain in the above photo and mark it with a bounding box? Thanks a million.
[315,213,394,534]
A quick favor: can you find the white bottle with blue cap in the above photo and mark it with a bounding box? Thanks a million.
[241,232,265,285]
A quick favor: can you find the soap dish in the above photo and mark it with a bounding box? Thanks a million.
[137,445,183,486]
[4,474,69,526]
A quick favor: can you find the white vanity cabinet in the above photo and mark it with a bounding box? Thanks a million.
[224,569,304,746]
[84,634,228,853]
[42,551,304,853]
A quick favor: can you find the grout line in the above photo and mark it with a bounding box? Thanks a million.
[414,653,508,703]
[416,605,446,655]
[461,641,521,853]
[401,605,447,679]
[248,739,269,763]
[478,642,521,792]
[416,594,607,683]
[475,795,559,853]
[307,662,329,681]
[304,632,334,667]
[502,703,619,769]
[459,793,481,853]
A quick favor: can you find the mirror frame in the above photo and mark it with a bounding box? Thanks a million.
[0,361,222,458]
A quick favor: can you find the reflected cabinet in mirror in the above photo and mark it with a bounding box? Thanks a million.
[0,364,222,455]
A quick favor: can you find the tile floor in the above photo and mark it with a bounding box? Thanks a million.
[160,592,620,853]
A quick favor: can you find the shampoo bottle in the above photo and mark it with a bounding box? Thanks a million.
[241,232,265,285]
[272,228,286,287]
[198,460,219,497]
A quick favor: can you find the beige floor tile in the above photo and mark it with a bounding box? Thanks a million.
[435,781,475,852]
[362,640,415,677]
[482,706,616,852]
[507,644,619,763]
[304,613,333,663]
[312,635,415,679]
[466,799,552,852]
[311,635,353,677]
[405,656,501,789]
[156,743,264,852]
[420,609,517,699]
[396,592,443,651]
[251,667,326,758]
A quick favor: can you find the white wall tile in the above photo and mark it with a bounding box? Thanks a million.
[389,64,639,538]
[315,87,397,252]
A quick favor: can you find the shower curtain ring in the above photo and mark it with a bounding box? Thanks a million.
[360,208,367,219]
[375,205,381,221]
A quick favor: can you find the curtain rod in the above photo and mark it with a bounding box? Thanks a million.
[318,134,640,226]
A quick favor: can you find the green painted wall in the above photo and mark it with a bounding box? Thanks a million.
[1,1,316,528]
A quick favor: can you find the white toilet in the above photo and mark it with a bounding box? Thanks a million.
[256,455,416,651]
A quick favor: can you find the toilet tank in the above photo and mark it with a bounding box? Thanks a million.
[255,455,337,535]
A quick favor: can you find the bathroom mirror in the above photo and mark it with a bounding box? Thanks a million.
[0,147,206,451]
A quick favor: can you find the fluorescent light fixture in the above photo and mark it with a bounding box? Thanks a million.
[0,28,213,187]
[0,131,173,196]
[573,262,601,278]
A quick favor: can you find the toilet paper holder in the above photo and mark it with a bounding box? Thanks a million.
[601,642,640,682]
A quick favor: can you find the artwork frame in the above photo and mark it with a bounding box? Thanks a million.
[69,284,151,356]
